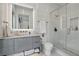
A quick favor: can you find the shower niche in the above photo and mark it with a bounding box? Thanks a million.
[70,17,79,31]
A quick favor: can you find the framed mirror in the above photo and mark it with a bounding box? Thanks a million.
[12,4,33,31]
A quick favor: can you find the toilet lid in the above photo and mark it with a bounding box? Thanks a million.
[44,42,53,48]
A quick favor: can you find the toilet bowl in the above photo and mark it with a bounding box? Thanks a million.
[43,42,53,56]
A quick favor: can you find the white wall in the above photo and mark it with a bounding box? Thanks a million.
[0,4,3,36]
[23,3,57,42]
[2,3,55,42]
[12,3,62,42]
[0,3,61,42]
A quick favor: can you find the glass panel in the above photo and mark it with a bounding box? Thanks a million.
[66,4,79,55]
[50,3,79,55]
[50,4,67,49]
[58,5,67,48]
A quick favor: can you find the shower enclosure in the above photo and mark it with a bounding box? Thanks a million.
[50,3,79,55]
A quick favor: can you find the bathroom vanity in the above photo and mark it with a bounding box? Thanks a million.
[0,3,42,56]
[0,36,42,56]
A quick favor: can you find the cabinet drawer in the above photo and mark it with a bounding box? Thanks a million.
[32,37,41,42]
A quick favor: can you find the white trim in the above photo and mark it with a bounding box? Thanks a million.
[9,3,13,30]
[33,9,35,31]
[11,29,33,32]
[12,3,33,9]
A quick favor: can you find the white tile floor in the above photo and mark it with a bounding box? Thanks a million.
[10,47,70,56]
[29,47,70,56]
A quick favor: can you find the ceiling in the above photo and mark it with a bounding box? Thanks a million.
[49,3,66,12]
[24,3,66,13]
[54,3,66,7]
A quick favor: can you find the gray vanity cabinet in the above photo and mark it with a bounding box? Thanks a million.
[0,39,15,55]
[14,36,41,54]
[0,36,42,55]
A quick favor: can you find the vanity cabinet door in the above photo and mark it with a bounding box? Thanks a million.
[0,49,3,56]
[32,36,41,49]
[1,39,15,56]
[14,37,32,53]
[0,39,3,49]
[14,38,26,53]
[24,37,32,50]
[0,39,3,55]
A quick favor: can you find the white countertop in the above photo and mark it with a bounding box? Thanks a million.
[0,34,41,39]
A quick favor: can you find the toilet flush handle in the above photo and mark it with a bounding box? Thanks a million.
[42,33,45,37]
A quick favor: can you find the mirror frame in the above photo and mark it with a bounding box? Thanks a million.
[10,3,35,31]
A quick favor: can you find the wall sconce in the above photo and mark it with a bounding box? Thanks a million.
[3,20,8,37]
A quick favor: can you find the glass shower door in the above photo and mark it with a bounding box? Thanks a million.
[50,3,79,55]
[55,5,67,49]
[66,3,79,55]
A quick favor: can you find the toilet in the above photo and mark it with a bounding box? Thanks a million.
[41,33,53,56]
[43,42,53,56]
